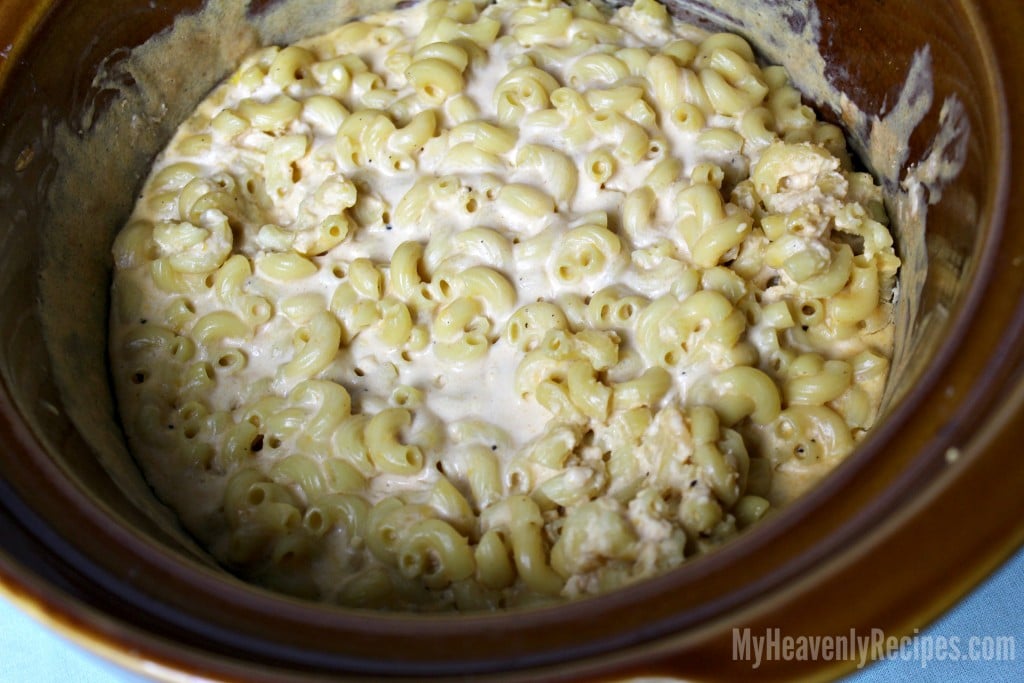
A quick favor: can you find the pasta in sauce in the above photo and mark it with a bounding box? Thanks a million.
[109,0,899,609]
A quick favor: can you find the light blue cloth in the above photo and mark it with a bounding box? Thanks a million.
[847,544,1024,682]
[2,546,1021,681]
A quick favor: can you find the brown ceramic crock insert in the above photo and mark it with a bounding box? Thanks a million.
[0,1,1022,680]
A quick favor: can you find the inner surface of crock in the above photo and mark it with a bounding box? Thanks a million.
[3,0,986,592]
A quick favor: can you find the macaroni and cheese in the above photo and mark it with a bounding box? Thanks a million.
[109,0,899,609]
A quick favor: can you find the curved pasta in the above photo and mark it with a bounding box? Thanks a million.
[276,312,342,387]
[771,405,855,465]
[635,290,746,367]
[365,408,424,475]
[551,224,622,285]
[397,519,475,588]
[694,366,782,426]
[675,184,752,268]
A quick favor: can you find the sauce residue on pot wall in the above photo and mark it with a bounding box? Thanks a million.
[670,0,969,408]
[38,0,967,556]
[39,0,381,558]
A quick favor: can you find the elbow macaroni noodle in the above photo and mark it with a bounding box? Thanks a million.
[109,0,900,610]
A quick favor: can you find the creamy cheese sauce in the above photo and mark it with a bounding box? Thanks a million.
[109,0,899,609]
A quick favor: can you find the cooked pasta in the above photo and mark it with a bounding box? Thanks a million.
[109,0,900,611]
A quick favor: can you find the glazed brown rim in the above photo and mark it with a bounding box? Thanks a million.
[0,0,1022,680]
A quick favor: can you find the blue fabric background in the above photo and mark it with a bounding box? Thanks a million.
[2,545,1021,681]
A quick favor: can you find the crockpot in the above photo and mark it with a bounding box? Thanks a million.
[0,0,1022,680]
